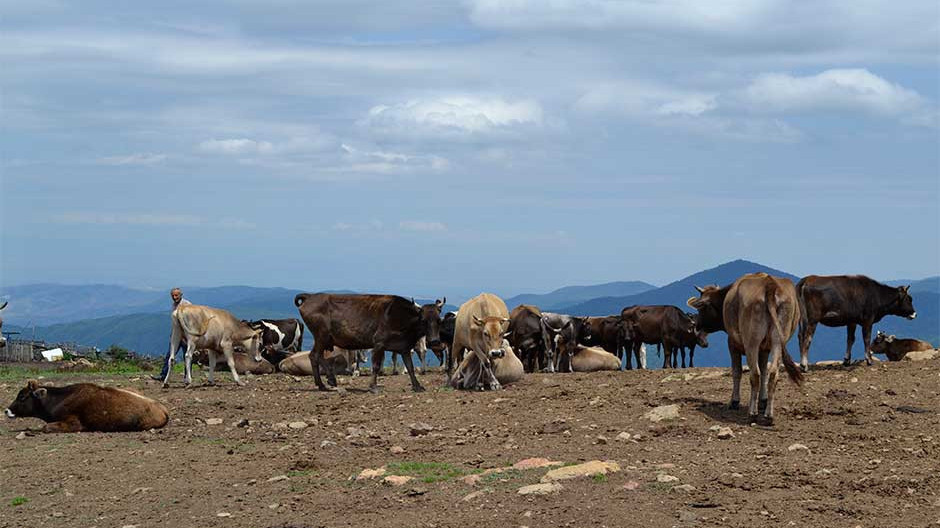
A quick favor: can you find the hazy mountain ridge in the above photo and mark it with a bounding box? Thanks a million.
[504,281,656,312]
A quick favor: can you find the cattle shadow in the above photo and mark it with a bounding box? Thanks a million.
[674,396,773,426]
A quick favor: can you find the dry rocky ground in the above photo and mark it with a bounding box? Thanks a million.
[2,356,939,528]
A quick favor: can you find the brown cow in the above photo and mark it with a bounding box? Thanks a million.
[687,273,803,425]
[870,331,933,361]
[621,305,706,369]
[4,380,169,432]
[165,304,263,387]
[584,315,631,370]
[193,350,275,375]
[509,304,549,372]
[449,293,511,390]
[797,275,916,370]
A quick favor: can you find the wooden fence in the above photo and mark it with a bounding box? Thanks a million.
[0,340,99,362]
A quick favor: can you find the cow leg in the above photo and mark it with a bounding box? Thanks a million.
[760,342,783,426]
[369,348,386,393]
[206,351,217,385]
[729,343,743,410]
[662,343,672,369]
[390,352,400,375]
[625,342,635,370]
[757,348,770,414]
[183,341,197,387]
[861,323,874,366]
[842,323,857,366]
[418,347,428,375]
[309,341,332,392]
[43,415,84,433]
[689,345,695,368]
[398,348,426,392]
[221,342,244,386]
[798,321,817,372]
[639,344,647,369]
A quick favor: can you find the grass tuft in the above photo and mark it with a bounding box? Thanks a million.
[10,497,28,507]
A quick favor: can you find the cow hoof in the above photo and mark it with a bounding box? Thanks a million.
[842,359,851,367]
[317,386,335,392]
[369,386,381,394]
[412,385,426,393]
[161,383,170,389]
[729,401,740,410]
[800,364,809,373]
[758,399,768,414]
[488,381,502,391]
[755,415,774,427]
[865,358,873,366]
[748,414,760,424]
[390,371,400,376]
[352,370,361,377]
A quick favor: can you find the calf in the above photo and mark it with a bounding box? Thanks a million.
[277,349,362,376]
[5,380,169,432]
[557,338,621,372]
[451,339,523,390]
[584,315,631,370]
[687,273,803,425]
[245,318,304,366]
[870,331,933,361]
[671,312,709,368]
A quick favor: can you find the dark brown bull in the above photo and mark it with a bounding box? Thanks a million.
[584,315,631,370]
[294,293,444,393]
[509,305,549,372]
[797,275,916,370]
[870,330,933,361]
[687,273,803,425]
[4,380,169,432]
[621,305,706,369]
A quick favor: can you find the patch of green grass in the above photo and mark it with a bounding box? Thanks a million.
[10,497,28,507]
[386,461,475,483]
[592,473,608,483]
[481,468,524,485]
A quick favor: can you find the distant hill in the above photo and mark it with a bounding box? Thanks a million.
[887,276,939,294]
[504,281,656,311]
[0,284,164,325]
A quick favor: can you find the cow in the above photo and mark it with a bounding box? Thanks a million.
[556,337,621,372]
[277,349,364,376]
[621,306,707,369]
[451,339,523,390]
[244,318,304,366]
[540,312,592,373]
[509,305,550,373]
[671,312,709,368]
[0,300,7,348]
[4,380,169,432]
[797,275,917,370]
[448,293,511,390]
[164,304,263,388]
[295,293,444,393]
[192,350,276,375]
[391,336,446,376]
[687,273,803,425]
[583,315,632,370]
[870,330,933,362]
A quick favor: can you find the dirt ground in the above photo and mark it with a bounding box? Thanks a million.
[2,358,939,528]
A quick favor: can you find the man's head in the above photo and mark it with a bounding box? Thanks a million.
[170,288,183,304]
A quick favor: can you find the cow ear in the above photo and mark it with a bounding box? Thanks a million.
[503,330,513,338]
[32,387,47,399]
[686,297,700,309]
[473,315,485,326]
[901,285,911,294]
[26,379,39,391]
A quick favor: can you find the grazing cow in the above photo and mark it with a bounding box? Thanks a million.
[245,318,304,366]
[556,338,621,372]
[797,275,917,370]
[295,293,444,393]
[193,350,276,375]
[4,380,169,432]
[870,331,933,362]
[165,304,263,387]
[540,313,592,373]
[509,305,550,373]
[621,306,707,369]
[451,339,523,390]
[584,315,632,370]
[0,301,7,348]
[687,273,803,425]
[449,293,511,390]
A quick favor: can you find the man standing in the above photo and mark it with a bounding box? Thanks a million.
[152,288,192,381]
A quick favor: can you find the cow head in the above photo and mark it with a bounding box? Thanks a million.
[473,315,510,356]
[236,322,264,362]
[871,330,894,354]
[546,317,592,347]
[5,380,46,419]
[418,298,446,348]
[686,312,709,348]
[892,286,916,320]
[686,285,726,333]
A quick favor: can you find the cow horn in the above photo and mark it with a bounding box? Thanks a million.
[437,297,446,306]
[686,296,699,308]
[0,301,7,311]
[473,315,485,326]
[694,285,705,294]
[902,285,911,293]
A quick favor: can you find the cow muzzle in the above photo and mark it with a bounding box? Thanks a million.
[428,339,442,348]
[4,408,14,419]
[908,312,917,320]
[488,349,505,359]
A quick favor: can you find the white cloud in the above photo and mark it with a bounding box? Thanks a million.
[338,143,450,173]
[331,220,383,232]
[362,95,545,139]
[742,69,928,119]
[198,138,275,155]
[96,153,167,166]
[55,212,255,229]
[575,81,718,119]
[399,220,447,232]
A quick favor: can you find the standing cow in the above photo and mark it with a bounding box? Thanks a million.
[245,318,304,366]
[583,315,632,370]
[295,293,444,393]
[165,304,263,387]
[671,312,709,368]
[449,293,511,390]
[797,275,916,370]
[621,306,706,369]
[509,305,550,373]
[540,313,592,373]
[687,273,803,425]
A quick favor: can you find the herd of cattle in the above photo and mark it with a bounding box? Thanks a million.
[1,273,930,430]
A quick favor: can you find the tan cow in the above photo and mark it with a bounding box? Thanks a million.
[277,348,363,376]
[448,293,511,390]
[164,304,262,387]
[557,339,621,372]
[451,339,523,389]
[192,350,275,375]
[687,273,803,425]
[5,380,169,432]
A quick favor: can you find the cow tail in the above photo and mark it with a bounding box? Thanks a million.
[766,282,803,386]
[795,278,808,345]
[295,319,305,351]
[294,294,307,307]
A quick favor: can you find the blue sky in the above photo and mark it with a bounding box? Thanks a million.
[2,1,938,300]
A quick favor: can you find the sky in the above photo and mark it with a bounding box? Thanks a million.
[2,1,938,300]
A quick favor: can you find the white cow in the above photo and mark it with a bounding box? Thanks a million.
[164,304,262,387]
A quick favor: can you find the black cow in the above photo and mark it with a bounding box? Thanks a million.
[621,305,707,369]
[245,318,304,366]
[797,275,916,370]
[509,305,549,372]
[584,315,633,370]
[670,312,708,368]
[540,313,592,373]
[294,293,444,393]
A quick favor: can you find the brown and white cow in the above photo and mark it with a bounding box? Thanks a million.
[687,273,803,425]
[164,304,262,387]
[245,318,304,366]
[870,331,933,362]
[449,293,512,390]
[5,380,169,432]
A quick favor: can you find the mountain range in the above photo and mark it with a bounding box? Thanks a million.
[3,261,937,367]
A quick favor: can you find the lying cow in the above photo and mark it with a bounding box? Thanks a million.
[451,339,523,390]
[557,338,621,372]
[245,318,304,366]
[5,380,169,432]
[278,349,363,376]
[449,293,512,390]
[870,330,933,361]
[687,273,803,425]
[164,304,262,387]
[192,350,275,375]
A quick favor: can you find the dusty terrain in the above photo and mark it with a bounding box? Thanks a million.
[2,358,939,528]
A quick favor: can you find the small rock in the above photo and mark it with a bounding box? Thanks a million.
[409,422,433,436]
[672,484,696,492]
[644,404,680,423]
[15,432,28,440]
[512,458,562,470]
[288,421,308,430]
[788,443,810,453]
[216,512,231,517]
[267,503,279,510]
[356,467,387,480]
[205,418,224,426]
[656,474,679,483]
[616,432,632,441]
[717,427,735,440]
[462,489,492,502]
[589,397,605,406]
[518,482,563,495]
[383,475,414,486]
[850,377,859,383]
[320,440,337,448]
[595,435,609,445]
[623,481,641,491]
[541,460,620,483]
[708,425,721,432]
[389,445,405,454]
